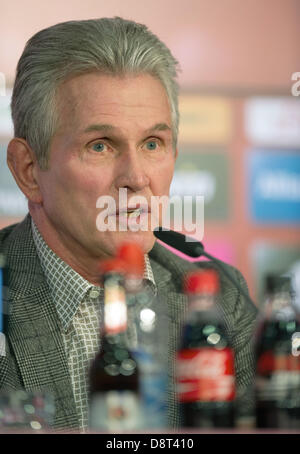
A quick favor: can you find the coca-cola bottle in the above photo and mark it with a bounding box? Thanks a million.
[118,242,168,430]
[255,275,300,428]
[176,269,236,428]
[88,258,141,432]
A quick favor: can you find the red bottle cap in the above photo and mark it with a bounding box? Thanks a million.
[184,269,219,294]
[117,242,144,278]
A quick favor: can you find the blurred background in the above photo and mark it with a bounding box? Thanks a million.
[0,0,299,306]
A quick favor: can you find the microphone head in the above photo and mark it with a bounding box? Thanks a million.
[153,228,204,258]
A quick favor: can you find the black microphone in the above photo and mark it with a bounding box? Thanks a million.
[153,227,256,307]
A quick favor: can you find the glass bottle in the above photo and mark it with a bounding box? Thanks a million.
[255,275,300,428]
[176,269,236,428]
[89,258,141,432]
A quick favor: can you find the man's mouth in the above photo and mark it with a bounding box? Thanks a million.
[115,205,150,218]
[96,199,159,232]
[123,208,143,218]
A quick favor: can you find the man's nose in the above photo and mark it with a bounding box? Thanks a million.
[114,151,150,192]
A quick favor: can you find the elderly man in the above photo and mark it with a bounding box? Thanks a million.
[0,17,257,431]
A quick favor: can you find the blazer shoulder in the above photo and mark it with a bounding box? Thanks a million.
[0,215,32,256]
[150,240,257,314]
[150,239,246,287]
[149,241,201,291]
[0,222,19,247]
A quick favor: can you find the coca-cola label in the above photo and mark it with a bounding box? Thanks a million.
[176,347,236,402]
[256,351,300,402]
[257,351,300,375]
[89,390,142,430]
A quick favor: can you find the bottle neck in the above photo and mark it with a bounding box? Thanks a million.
[187,293,217,313]
[125,275,143,293]
[264,290,296,321]
[125,275,155,311]
[103,273,128,336]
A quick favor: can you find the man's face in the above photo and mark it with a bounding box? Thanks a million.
[35,72,177,262]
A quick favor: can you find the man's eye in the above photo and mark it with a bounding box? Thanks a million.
[91,142,106,152]
[145,140,158,151]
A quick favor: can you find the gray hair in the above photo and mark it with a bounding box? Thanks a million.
[11,17,180,169]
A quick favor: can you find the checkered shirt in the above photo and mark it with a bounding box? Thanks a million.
[31,219,156,430]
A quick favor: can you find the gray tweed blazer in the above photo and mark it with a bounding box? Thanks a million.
[0,214,258,430]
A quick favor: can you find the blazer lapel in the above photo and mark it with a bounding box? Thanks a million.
[3,215,78,429]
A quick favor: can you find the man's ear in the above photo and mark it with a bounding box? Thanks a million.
[7,138,43,204]
[174,147,178,160]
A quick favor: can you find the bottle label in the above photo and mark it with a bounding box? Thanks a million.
[176,347,236,402]
[89,390,141,431]
[257,351,300,374]
[256,351,300,402]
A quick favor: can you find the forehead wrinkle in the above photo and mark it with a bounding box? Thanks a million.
[83,123,115,134]
[83,122,171,135]
[147,123,171,133]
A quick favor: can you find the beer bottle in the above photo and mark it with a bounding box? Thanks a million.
[255,275,300,428]
[176,269,236,428]
[89,258,141,432]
